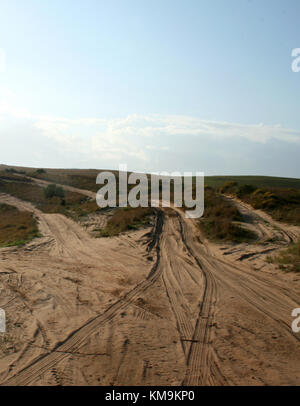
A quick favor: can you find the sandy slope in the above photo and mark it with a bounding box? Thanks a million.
[0,183,299,386]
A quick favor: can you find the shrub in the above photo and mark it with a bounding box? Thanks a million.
[55,186,65,198]
[223,183,300,226]
[252,188,264,196]
[99,207,154,237]
[44,184,65,199]
[270,241,300,273]
[219,181,238,194]
[198,188,256,242]
[236,184,257,197]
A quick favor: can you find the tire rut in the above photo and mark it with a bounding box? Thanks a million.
[2,210,165,386]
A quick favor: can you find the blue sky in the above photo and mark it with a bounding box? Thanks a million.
[0,0,300,176]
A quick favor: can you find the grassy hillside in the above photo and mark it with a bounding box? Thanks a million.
[1,164,299,233]
[205,176,300,190]
[197,187,256,242]
[219,181,300,226]
[0,176,101,220]
[97,207,154,237]
[1,165,299,191]
[0,203,40,247]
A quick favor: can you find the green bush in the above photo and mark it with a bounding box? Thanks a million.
[237,184,257,197]
[44,184,65,199]
[219,180,300,226]
[198,187,256,242]
[252,188,264,196]
[219,181,238,194]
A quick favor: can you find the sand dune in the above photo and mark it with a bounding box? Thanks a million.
[0,181,300,386]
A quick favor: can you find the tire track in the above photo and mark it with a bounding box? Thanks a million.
[164,210,220,386]
[2,210,165,386]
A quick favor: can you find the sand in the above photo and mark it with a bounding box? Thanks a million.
[0,180,299,386]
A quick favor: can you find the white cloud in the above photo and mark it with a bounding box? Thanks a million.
[0,98,300,173]
[1,99,300,147]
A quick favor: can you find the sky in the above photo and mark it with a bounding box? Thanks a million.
[0,0,300,177]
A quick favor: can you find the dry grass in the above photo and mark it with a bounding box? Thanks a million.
[0,179,100,219]
[267,241,300,273]
[0,170,31,183]
[28,169,118,193]
[98,207,154,237]
[220,181,300,226]
[0,203,40,247]
[198,187,256,242]
[29,168,146,198]
[68,200,102,220]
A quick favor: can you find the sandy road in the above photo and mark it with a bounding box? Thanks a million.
[177,208,300,385]
[0,181,300,385]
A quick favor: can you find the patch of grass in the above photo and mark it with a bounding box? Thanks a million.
[0,203,40,247]
[44,183,65,199]
[267,241,300,273]
[0,171,31,183]
[206,175,300,190]
[68,200,102,220]
[99,207,154,237]
[198,187,256,243]
[3,166,300,190]
[0,179,94,217]
[219,181,300,226]
[29,168,146,198]
[4,168,26,175]
[3,166,300,229]
[28,169,111,192]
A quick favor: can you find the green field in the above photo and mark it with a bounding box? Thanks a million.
[204,175,300,190]
[0,172,101,220]
[1,165,299,191]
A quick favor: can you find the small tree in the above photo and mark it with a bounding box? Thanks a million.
[55,186,65,199]
[219,181,238,194]
[44,184,65,199]
[237,184,257,198]
[44,184,56,199]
